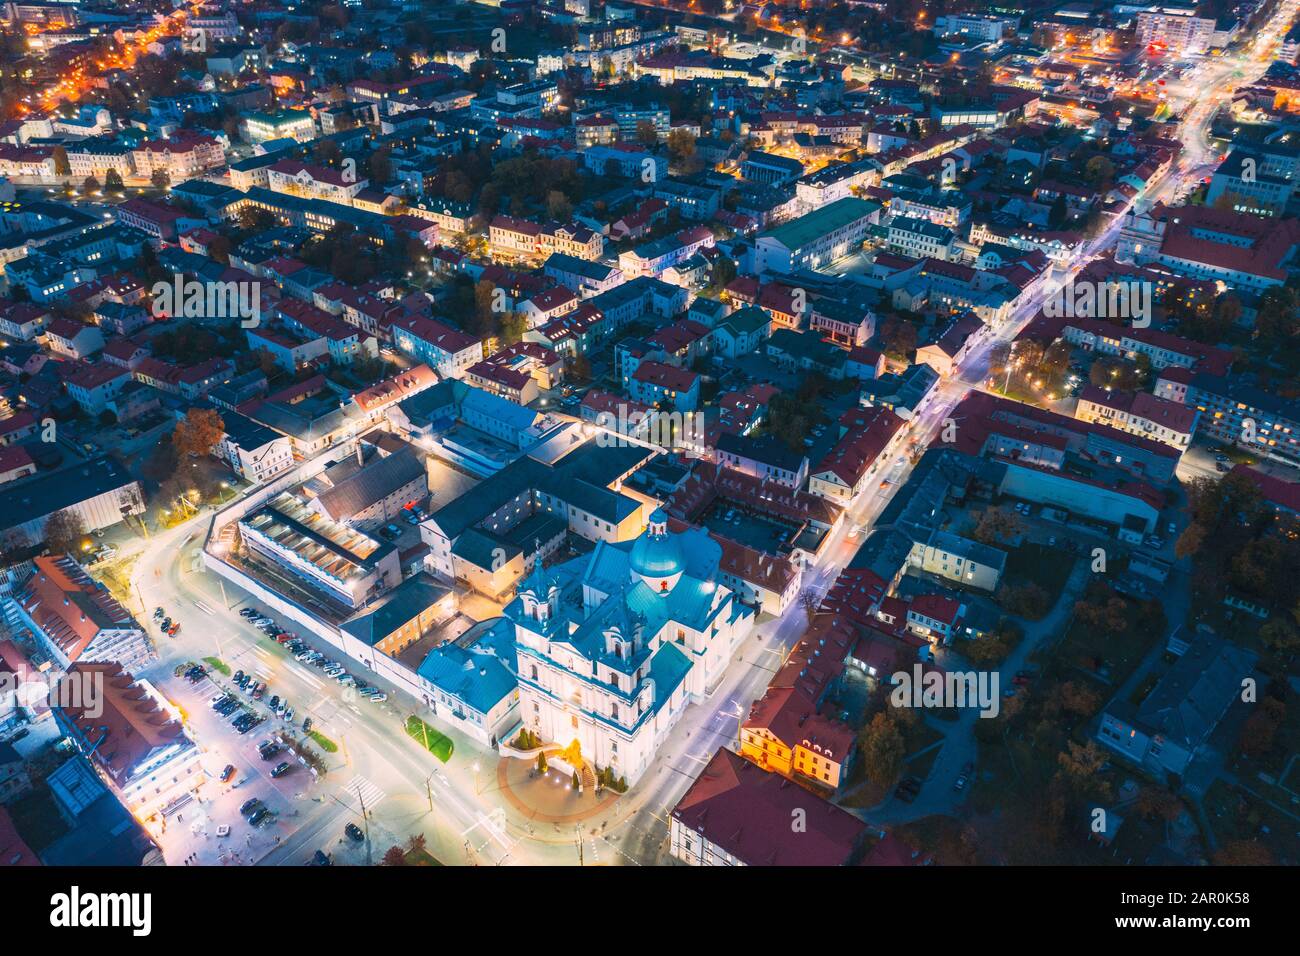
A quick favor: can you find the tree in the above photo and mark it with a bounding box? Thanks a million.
[545,189,572,221]
[971,506,1023,545]
[1259,616,1300,655]
[367,146,393,184]
[536,751,548,774]
[1074,593,1129,635]
[635,120,659,146]
[857,712,906,789]
[667,128,696,167]
[1084,155,1115,187]
[1174,522,1206,559]
[382,845,407,866]
[1213,839,1274,866]
[238,205,276,232]
[151,168,170,189]
[997,581,1050,619]
[43,509,86,556]
[571,770,581,790]
[104,169,124,194]
[51,145,70,176]
[799,588,821,624]
[173,407,226,459]
[1056,739,1109,783]
[82,175,100,195]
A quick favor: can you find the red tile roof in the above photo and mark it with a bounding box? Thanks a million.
[671,748,867,865]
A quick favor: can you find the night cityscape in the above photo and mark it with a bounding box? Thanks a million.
[0,0,1296,904]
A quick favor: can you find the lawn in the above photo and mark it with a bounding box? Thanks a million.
[1053,606,1160,691]
[307,730,338,754]
[404,846,443,866]
[1004,542,1076,605]
[1203,778,1300,865]
[203,657,231,677]
[405,716,454,762]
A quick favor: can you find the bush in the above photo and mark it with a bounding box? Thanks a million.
[997,582,1051,619]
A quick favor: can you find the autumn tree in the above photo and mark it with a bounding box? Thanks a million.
[857,711,906,790]
[971,506,1023,545]
[173,407,226,459]
[1133,787,1183,822]
[51,145,71,176]
[1214,839,1273,865]
[382,845,407,866]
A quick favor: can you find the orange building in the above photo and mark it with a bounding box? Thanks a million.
[739,685,855,790]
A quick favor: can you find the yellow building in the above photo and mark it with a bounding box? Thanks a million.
[740,686,855,790]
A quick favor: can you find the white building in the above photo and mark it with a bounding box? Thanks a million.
[510,509,754,786]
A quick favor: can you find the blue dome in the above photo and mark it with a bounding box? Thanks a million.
[629,510,684,578]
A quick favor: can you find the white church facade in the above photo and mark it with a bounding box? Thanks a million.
[508,509,754,785]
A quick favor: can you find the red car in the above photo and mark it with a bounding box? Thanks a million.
[167,622,181,636]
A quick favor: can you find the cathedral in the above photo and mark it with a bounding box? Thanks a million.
[507,509,754,786]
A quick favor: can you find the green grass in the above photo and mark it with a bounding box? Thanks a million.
[404,846,443,866]
[405,716,454,762]
[1004,542,1075,604]
[203,657,231,676]
[1053,606,1159,690]
[1204,778,1300,864]
[307,730,338,753]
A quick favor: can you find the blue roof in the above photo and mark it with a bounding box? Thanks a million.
[628,513,685,578]
[462,386,539,433]
[416,617,517,715]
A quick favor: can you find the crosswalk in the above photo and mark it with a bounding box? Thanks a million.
[339,774,385,814]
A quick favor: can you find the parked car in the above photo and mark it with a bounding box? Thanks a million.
[310,849,332,866]
[239,798,262,817]
[344,823,365,843]
[270,761,292,778]
[248,807,271,827]
[220,764,236,782]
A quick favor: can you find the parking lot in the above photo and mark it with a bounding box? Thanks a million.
[147,596,400,865]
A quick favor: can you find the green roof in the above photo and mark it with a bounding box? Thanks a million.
[758,197,880,252]
[719,305,772,337]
